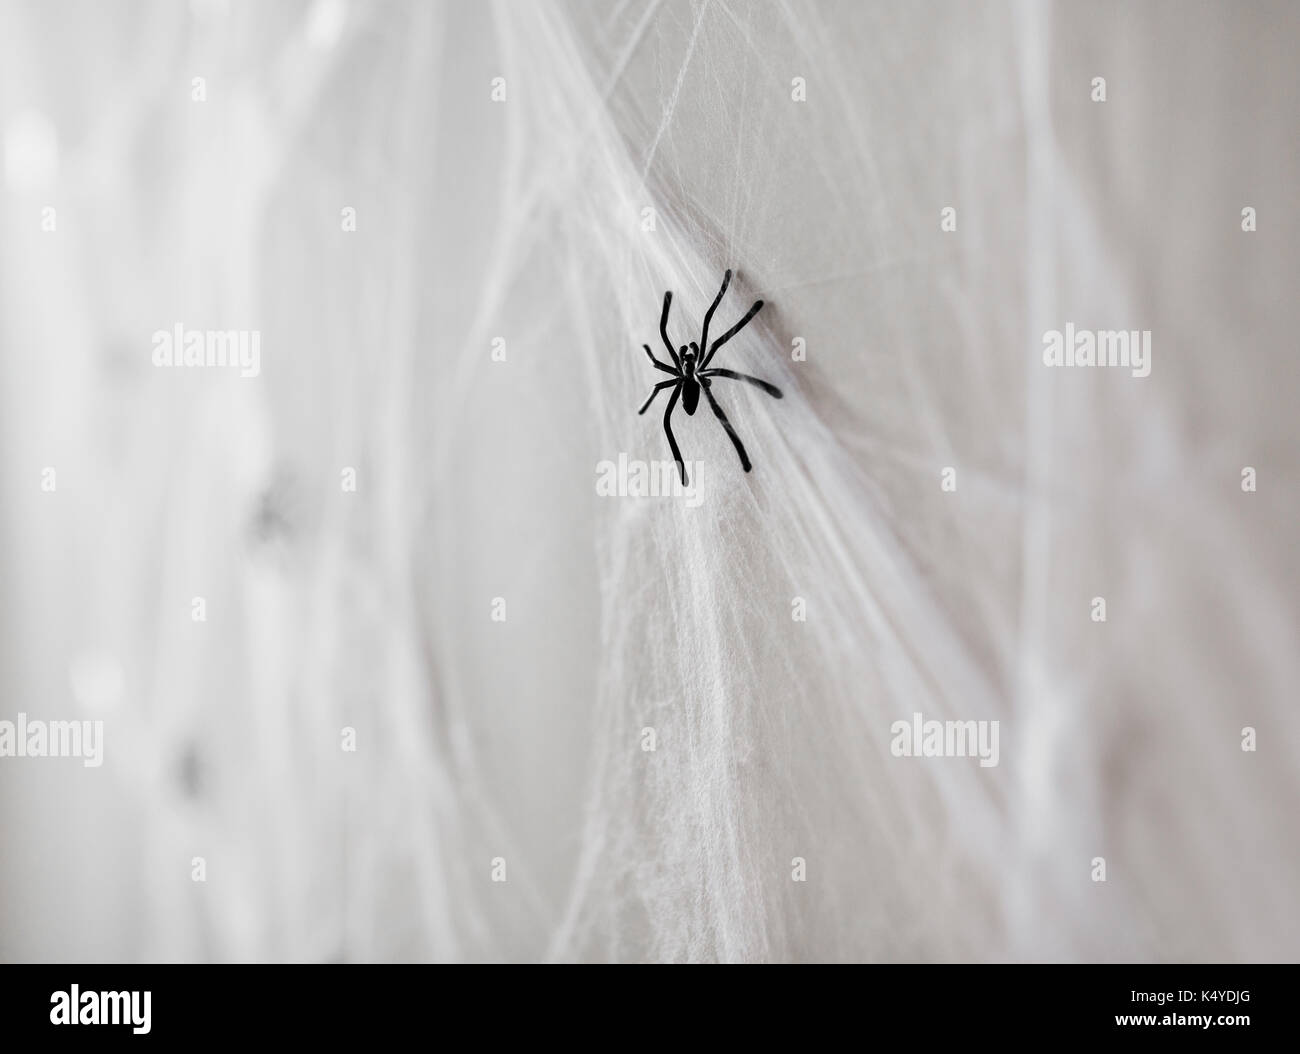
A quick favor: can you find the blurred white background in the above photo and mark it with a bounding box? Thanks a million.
[1,0,1298,962]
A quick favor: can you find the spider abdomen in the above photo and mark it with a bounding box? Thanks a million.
[682,378,700,415]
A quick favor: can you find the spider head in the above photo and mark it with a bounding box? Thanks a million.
[682,342,699,373]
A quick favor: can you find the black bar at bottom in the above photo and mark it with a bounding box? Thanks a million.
[0,965,1282,1042]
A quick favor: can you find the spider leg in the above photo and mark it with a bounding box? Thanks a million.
[643,344,679,376]
[698,367,782,399]
[638,378,678,414]
[659,290,682,370]
[699,269,732,353]
[662,384,687,485]
[700,378,751,472]
[701,298,764,369]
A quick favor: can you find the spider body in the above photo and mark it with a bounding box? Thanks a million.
[638,271,782,485]
[679,344,701,414]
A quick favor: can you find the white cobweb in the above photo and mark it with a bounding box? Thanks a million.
[1,0,1297,962]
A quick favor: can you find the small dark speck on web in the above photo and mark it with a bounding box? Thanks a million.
[177,744,204,798]
[251,482,294,543]
[247,468,305,564]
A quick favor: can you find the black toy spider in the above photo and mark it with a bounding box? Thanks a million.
[639,269,782,485]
